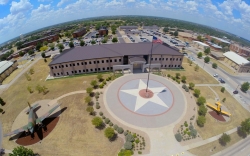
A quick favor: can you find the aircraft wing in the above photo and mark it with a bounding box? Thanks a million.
[206,103,217,110]
[4,125,28,137]
[221,110,231,116]
[24,103,39,113]
[38,104,60,122]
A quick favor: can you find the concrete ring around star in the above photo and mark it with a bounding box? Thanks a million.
[118,79,173,116]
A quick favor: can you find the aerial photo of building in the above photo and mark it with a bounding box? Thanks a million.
[223,51,250,72]
[72,27,86,38]
[0,60,18,84]
[49,43,183,77]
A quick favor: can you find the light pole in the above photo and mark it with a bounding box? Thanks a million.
[235,84,240,91]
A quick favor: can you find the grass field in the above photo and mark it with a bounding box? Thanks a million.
[162,57,218,84]
[194,86,250,139]
[1,58,115,152]
[2,68,22,85]
[188,131,243,156]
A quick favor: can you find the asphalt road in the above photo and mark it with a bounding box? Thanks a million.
[186,47,250,110]
[116,31,125,43]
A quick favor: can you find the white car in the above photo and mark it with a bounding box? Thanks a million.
[213,74,218,77]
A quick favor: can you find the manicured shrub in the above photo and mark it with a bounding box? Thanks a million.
[167,74,171,78]
[104,127,115,139]
[197,96,206,106]
[96,104,100,109]
[105,118,110,124]
[138,151,142,154]
[126,133,135,142]
[96,102,99,105]
[190,129,197,137]
[124,131,128,136]
[182,84,187,89]
[117,127,124,134]
[135,139,140,144]
[99,112,103,116]
[185,88,189,92]
[124,141,133,150]
[109,122,113,126]
[197,116,206,127]
[99,84,104,88]
[102,116,106,119]
[113,124,118,130]
[221,87,225,93]
[175,133,182,142]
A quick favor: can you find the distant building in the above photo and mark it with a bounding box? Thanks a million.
[119,26,138,30]
[0,60,18,84]
[72,27,86,38]
[12,45,35,58]
[143,25,159,30]
[206,35,231,45]
[124,30,140,35]
[206,41,222,51]
[192,41,210,51]
[98,27,108,36]
[23,34,59,47]
[210,52,225,60]
[223,51,250,73]
[230,44,250,57]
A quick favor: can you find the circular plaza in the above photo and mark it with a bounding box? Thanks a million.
[104,73,187,128]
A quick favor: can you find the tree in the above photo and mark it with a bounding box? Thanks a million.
[212,63,217,69]
[97,74,103,81]
[92,117,103,128]
[240,118,250,134]
[163,27,169,33]
[36,85,43,93]
[189,82,195,90]
[29,68,34,75]
[118,149,133,156]
[241,82,250,92]
[194,64,199,71]
[219,133,231,145]
[104,127,115,139]
[44,58,47,62]
[84,96,92,104]
[91,80,97,88]
[43,41,48,46]
[86,87,93,95]
[175,133,182,142]
[57,43,64,51]
[204,56,210,63]
[204,47,211,55]
[27,86,33,94]
[221,87,225,93]
[197,35,202,42]
[41,52,46,58]
[28,50,34,55]
[0,97,5,106]
[125,133,135,142]
[197,96,206,106]
[194,89,201,97]
[174,31,178,37]
[197,52,203,58]
[91,40,96,45]
[197,116,206,127]
[40,46,48,51]
[181,76,186,83]
[86,106,94,115]
[175,73,180,79]
[198,105,208,116]
[69,41,74,48]
[112,37,118,43]
[19,51,25,57]
[36,42,42,51]
[124,142,133,150]
[80,40,85,46]
[10,146,35,156]
[188,59,193,66]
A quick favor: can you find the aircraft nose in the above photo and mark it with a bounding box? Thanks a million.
[29,128,34,134]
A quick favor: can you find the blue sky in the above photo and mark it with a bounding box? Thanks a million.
[0,0,250,44]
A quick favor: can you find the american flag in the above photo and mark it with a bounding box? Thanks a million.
[152,36,163,44]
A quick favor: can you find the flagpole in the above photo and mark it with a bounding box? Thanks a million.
[146,39,154,93]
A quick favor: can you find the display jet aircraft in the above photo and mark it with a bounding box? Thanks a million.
[4,103,60,137]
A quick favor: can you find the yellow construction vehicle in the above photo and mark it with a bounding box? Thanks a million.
[206,101,231,116]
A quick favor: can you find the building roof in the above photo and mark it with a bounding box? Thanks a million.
[211,52,224,58]
[223,51,249,65]
[0,61,13,74]
[49,43,183,65]
[143,25,159,30]
[99,26,107,30]
[73,27,86,33]
[211,36,230,44]
[193,41,209,47]
[120,26,138,29]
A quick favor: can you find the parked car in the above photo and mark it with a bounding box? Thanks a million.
[213,74,218,77]
[233,90,238,94]
[218,78,225,83]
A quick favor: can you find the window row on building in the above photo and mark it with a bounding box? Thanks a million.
[151,57,182,61]
[53,67,114,76]
[51,58,122,69]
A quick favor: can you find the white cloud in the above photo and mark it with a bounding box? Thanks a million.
[31,4,51,15]
[105,0,123,8]
[126,0,135,2]
[0,0,9,5]
[10,0,33,15]
[57,0,70,7]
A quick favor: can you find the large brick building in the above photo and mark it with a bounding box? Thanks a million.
[72,27,86,38]
[49,43,183,77]
[23,34,59,47]
[230,44,250,57]
[98,27,108,36]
